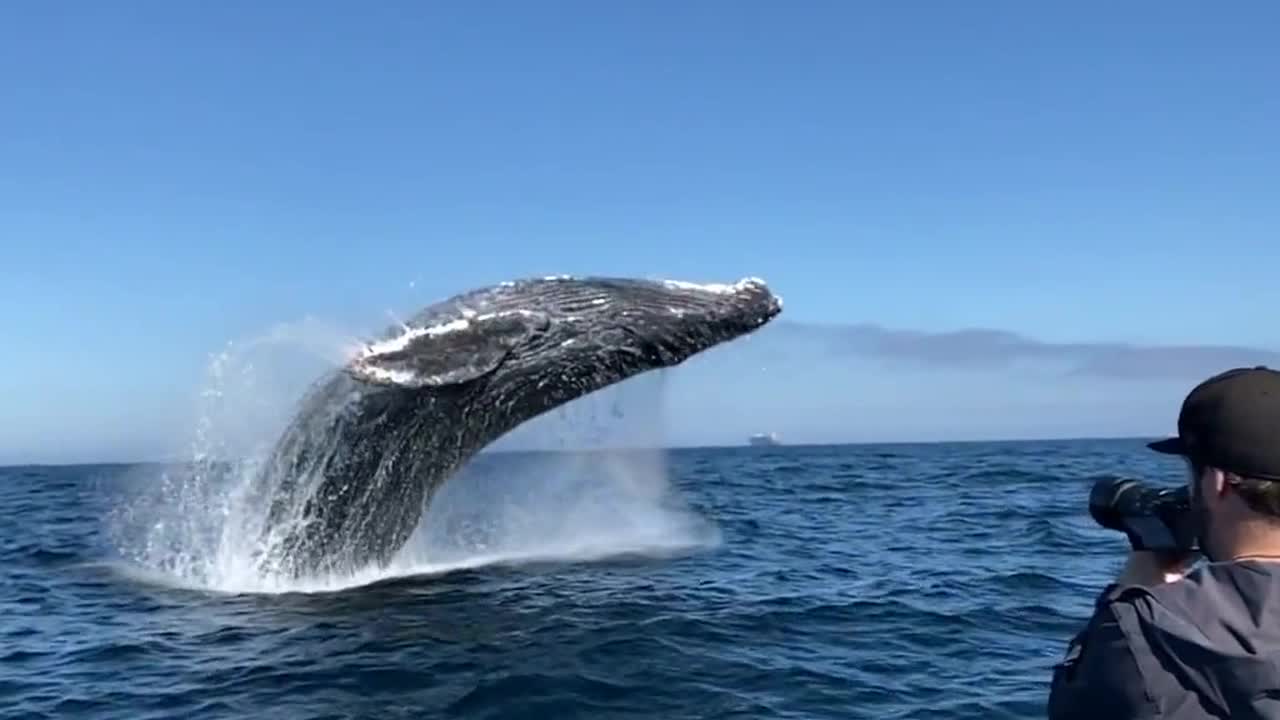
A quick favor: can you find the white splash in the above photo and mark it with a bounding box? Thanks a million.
[106,315,718,596]
[105,318,356,594]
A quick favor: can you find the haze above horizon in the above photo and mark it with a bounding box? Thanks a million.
[3,3,1277,465]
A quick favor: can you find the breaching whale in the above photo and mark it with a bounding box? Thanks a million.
[248,275,783,579]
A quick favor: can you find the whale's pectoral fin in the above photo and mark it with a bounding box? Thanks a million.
[347,310,551,388]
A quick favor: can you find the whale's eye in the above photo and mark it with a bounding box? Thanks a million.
[347,310,549,387]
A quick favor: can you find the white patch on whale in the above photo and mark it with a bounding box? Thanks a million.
[358,309,544,360]
[659,277,767,295]
[346,308,549,388]
[351,365,422,385]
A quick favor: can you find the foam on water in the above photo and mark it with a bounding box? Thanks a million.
[106,316,718,595]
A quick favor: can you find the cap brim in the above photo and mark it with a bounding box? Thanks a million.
[1147,437,1186,455]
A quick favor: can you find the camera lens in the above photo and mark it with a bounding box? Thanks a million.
[1088,476,1146,531]
[1086,476,1198,553]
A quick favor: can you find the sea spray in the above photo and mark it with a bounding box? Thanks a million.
[105,317,356,591]
[399,369,721,570]
[107,317,719,594]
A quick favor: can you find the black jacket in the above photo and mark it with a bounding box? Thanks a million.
[1049,559,1280,719]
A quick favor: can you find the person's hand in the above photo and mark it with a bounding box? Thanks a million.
[1116,549,1199,587]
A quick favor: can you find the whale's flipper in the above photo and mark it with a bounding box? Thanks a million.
[348,310,551,388]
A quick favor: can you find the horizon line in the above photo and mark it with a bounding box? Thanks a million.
[0,432,1169,469]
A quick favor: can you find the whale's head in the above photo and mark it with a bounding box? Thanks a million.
[345,275,782,413]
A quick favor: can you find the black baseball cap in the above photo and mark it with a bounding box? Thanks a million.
[1148,366,1280,480]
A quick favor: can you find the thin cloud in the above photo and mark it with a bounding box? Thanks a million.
[764,321,1279,380]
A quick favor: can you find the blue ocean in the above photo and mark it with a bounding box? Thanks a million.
[0,438,1186,719]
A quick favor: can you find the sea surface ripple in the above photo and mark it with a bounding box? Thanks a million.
[0,438,1186,719]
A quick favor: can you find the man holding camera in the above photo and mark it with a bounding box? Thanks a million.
[1049,366,1280,719]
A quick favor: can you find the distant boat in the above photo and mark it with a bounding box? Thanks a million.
[748,432,782,447]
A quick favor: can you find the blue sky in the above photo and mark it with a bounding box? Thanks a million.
[3,2,1278,464]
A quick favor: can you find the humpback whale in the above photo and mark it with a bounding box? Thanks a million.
[248,275,782,579]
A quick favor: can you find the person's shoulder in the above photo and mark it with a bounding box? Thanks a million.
[1170,559,1280,595]
[1104,560,1280,702]
[1113,559,1280,616]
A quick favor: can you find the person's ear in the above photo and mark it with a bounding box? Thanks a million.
[1209,467,1229,499]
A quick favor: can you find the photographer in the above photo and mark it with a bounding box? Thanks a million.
[1049,366,1280,719]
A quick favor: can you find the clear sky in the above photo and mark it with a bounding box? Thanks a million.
[3,2,1277,464]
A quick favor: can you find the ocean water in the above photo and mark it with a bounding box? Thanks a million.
[0,438,1189,719]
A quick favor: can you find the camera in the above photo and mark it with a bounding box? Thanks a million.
[1088,476,1199,553]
